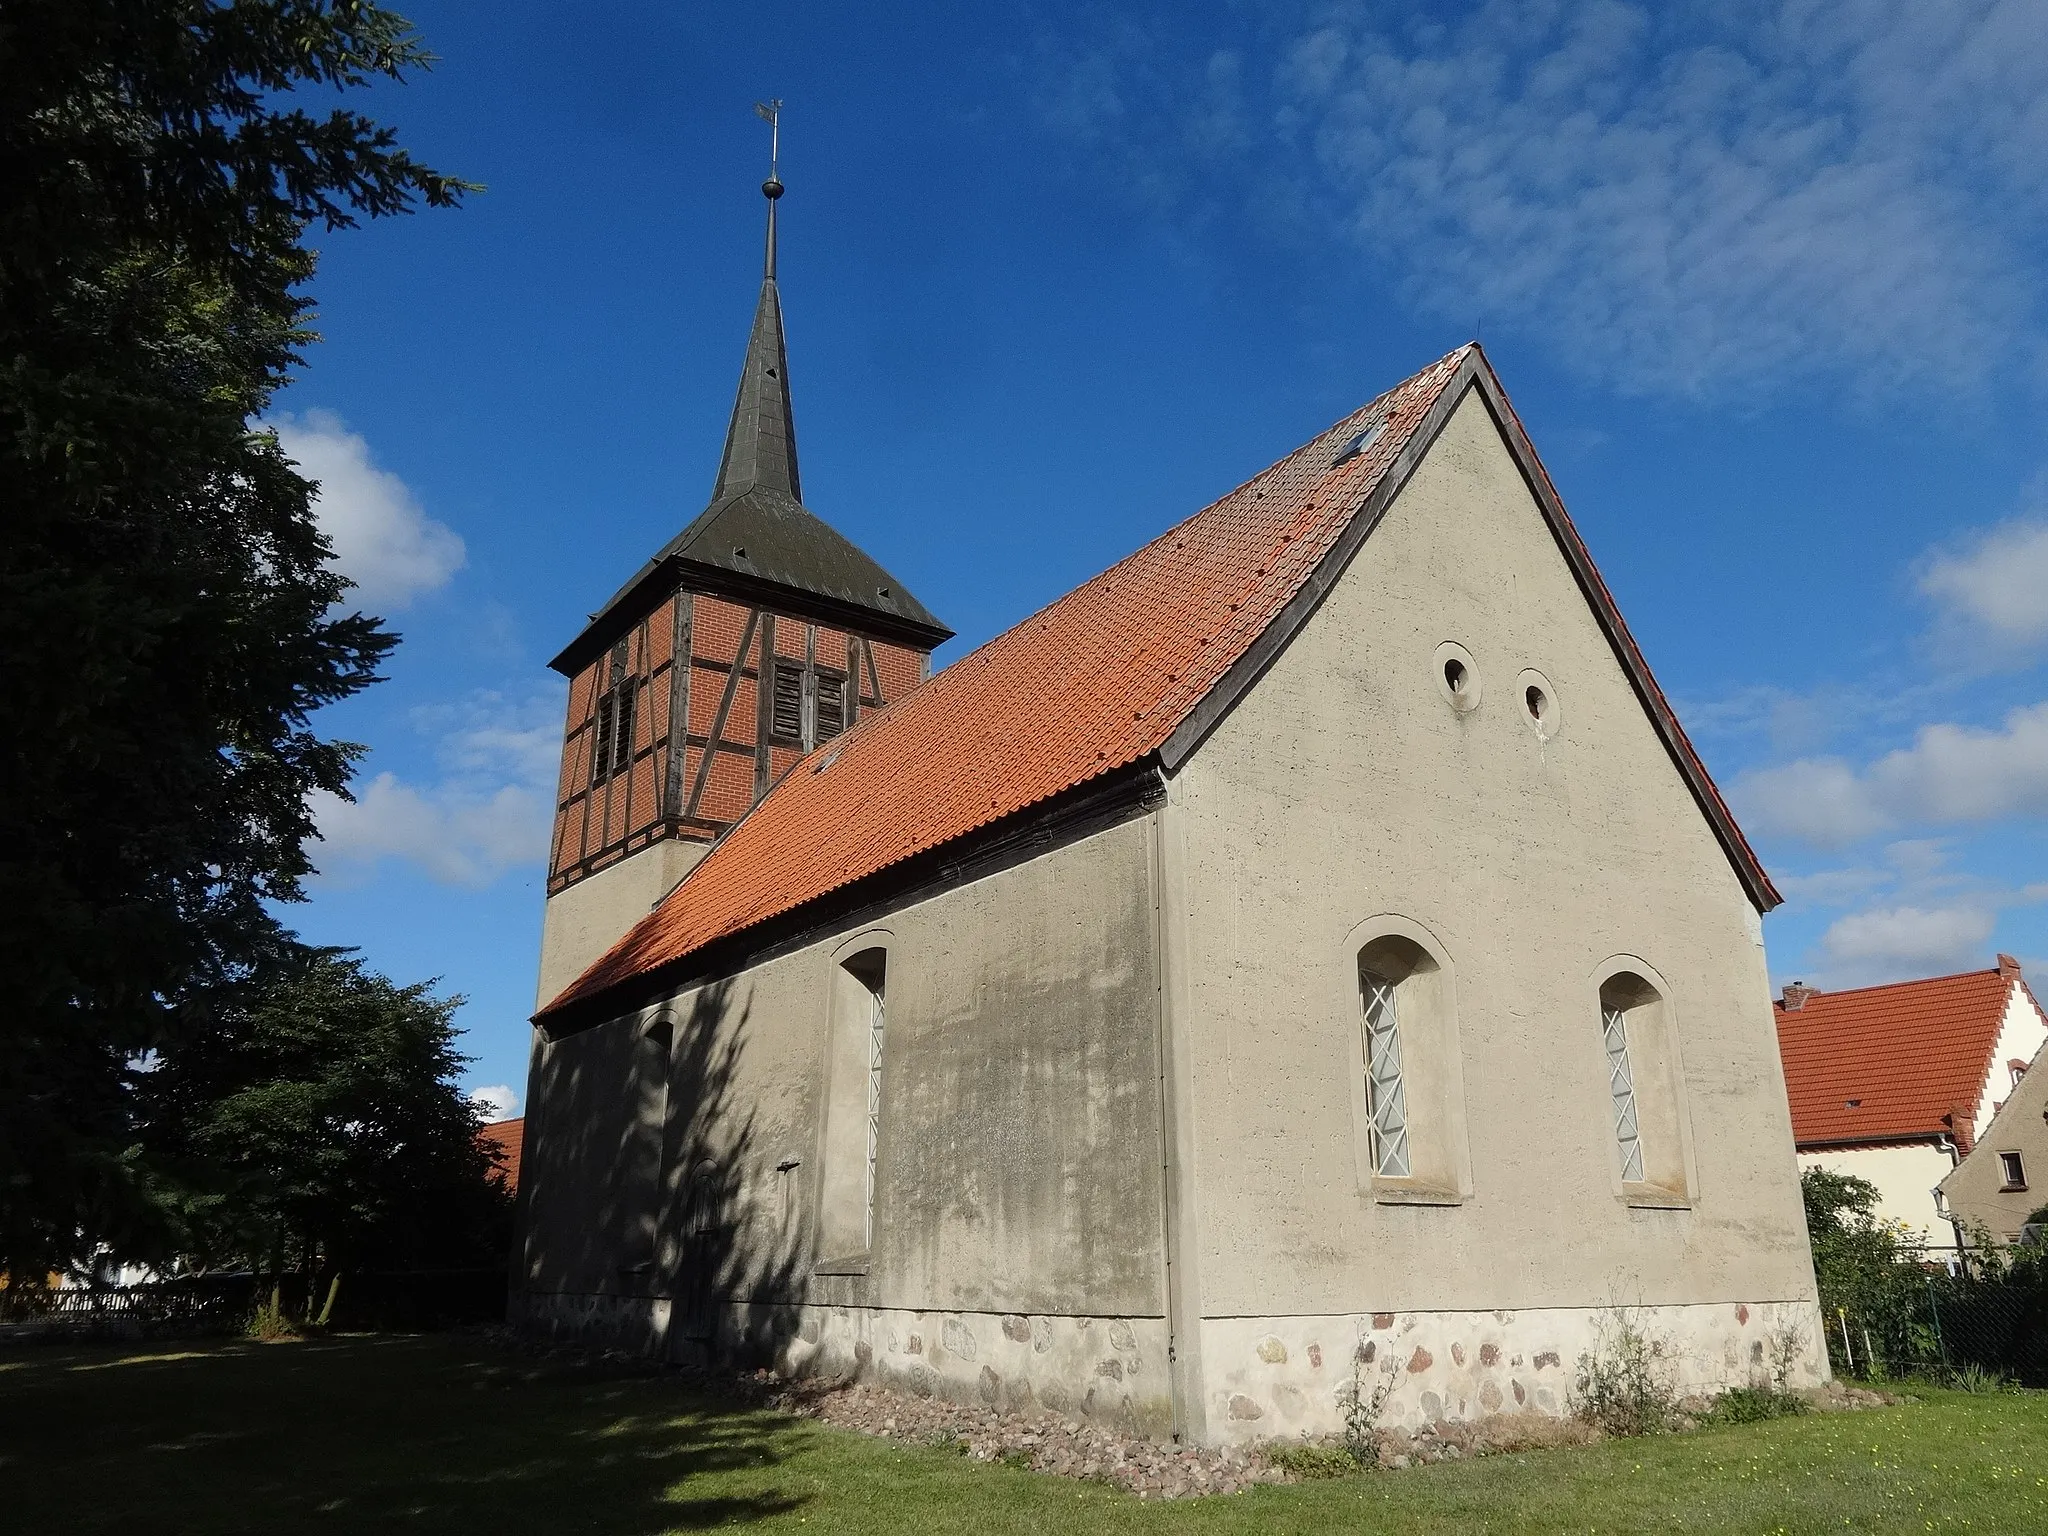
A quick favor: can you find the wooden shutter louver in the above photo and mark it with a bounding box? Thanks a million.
[816,673,845,741]
[592,693,616,784]
[772,661,804,739]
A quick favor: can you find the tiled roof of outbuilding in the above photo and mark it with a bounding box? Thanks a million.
[539,345,1775,1022]
[1774,969,2015,1152]
[479,1117,524,1194]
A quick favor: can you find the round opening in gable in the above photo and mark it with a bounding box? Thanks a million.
[1433,641,1481,714]
[1515,668,1562,739]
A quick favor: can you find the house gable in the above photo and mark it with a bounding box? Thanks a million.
[1939,1035,2048,1241]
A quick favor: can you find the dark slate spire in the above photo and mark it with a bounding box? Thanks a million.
[548,113,950,677]
[709,197,801,502]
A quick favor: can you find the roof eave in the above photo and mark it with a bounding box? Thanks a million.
[532,758,1165,1031]
[549,553,955,676]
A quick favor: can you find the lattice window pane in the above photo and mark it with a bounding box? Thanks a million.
[1361,970,1412,1179]
[864,989,885,1249]
[1603,1006,1646,1183]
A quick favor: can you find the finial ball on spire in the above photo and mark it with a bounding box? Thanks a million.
[763,177,784,200]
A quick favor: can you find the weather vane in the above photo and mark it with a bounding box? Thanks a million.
[754,99,783,195]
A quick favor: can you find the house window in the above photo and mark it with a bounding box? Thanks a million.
[817,944,889,1265]
[2000,1151,2028,1191]
[1601,1004,1647,1183]
[1360,969,1412,1178]
[771,660,804,740]
[815,672,846,741]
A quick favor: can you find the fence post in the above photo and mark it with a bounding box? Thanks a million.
[1837,1309,1855,1375]
[1925,1274,1949,1370]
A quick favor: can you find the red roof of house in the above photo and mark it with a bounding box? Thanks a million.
[540,345,1774,1022]
[479,1117,523,1193]
[1774,969,2015,1152]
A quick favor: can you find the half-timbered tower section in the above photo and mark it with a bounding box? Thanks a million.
[535,172,949,1006]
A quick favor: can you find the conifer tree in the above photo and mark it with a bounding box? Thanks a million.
[0,2,469,1271]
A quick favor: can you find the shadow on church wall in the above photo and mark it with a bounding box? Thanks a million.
[515,978,805,1365]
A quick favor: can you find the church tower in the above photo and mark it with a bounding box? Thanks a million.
[535,128,950,1006]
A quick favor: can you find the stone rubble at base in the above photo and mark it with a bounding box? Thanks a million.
[482,1327,1894,1503]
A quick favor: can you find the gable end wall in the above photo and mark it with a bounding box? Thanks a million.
[1169,388,1822,1438]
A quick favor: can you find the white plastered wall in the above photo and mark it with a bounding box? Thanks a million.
[1169,385,1823,1441]
[535,837,709,1009]
[518,812,1177,1434]
[1974,981,2048,1140]
[1796,1145,1956,1246]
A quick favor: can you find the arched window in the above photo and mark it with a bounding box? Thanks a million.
[1600,997,1646,1183]
[1350,924,1470,1203]
[619,1016,670,1280]
[817,944,889,1266]
[1359,956,1414,1178]
[1596,970,1690,1202]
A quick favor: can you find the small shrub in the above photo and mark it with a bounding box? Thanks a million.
[1337,1346,1400,1466]
[1763,1316,1808,1389]
[996,1448,1034,1471]
[1573,1299,1679,1437]
[1703,1387,1808,1425]
[245,1285,298,1342]
[1266,1443,1364,1479]
[1946,1363,2008,1394]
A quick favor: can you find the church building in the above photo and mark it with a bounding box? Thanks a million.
[512,165,1826,1445]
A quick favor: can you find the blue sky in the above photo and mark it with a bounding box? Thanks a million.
[283,1,2048,1117]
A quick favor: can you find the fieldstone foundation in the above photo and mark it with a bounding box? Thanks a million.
[1201,1299,1828,1444]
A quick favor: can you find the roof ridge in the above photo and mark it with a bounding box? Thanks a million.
[1775,966,2005,1006]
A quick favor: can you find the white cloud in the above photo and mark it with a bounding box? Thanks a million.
[312,775,547,888]
[1818,903,1996,983]
[1732,757,1886,846]
[1292,2,2047,395]
[1918,516,2048,649]
[311,688,563,888]
[274,409,465,610]
[1734,702,2048,845]
[1774,865,1889,909]
[468,1084,520,1122]
[1040,1,2048,396]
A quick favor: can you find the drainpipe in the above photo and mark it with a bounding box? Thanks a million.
[1936,1131,1967,1275]
[1150,774,1207,1444]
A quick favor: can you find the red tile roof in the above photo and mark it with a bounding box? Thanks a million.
[540,345,1773,1022]
[1774,970,2014,1151]
[479,1117,523,1193]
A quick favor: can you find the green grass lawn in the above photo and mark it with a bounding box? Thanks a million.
[3,1334,2044,1534]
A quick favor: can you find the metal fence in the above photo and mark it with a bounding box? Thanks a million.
[0,1268,508,1342]
[1823,1271,2048,1386]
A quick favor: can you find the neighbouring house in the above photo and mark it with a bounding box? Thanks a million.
[481,1117,524,1196]
[510,169,1825,1445]
[1938,1036,2048,1244]
[1774,957,2048,1248]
